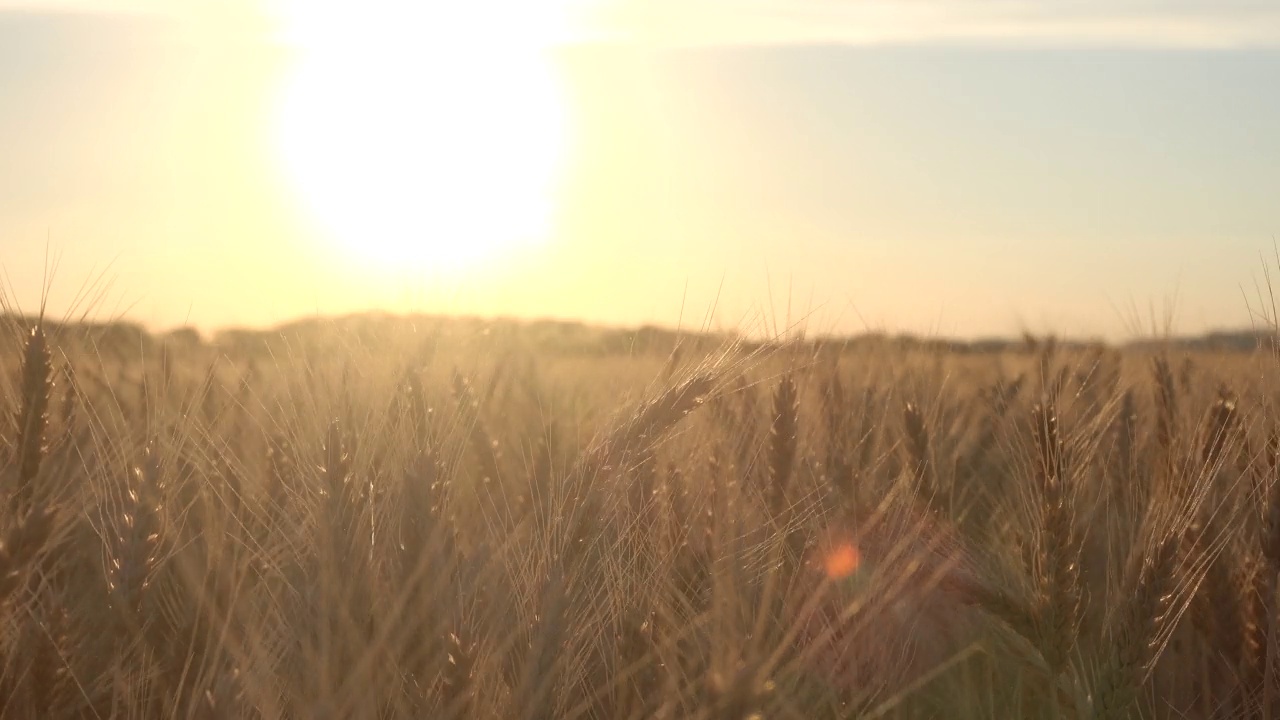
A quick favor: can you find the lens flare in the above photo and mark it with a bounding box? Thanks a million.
[798,505,994,695]
[823,541,861,580]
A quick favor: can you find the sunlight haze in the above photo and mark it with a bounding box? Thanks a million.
[0,0,1277,340]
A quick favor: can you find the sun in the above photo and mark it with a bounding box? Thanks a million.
[269,1,573,277]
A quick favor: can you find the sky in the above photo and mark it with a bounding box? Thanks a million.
[0,1,1278,341]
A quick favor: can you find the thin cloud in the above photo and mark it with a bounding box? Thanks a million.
[3,0,1278,48]
[583,0,1280,48]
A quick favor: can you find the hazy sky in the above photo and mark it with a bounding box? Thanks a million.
[1,1,1278,340]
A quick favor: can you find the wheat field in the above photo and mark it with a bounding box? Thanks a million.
[2,309,1279,719]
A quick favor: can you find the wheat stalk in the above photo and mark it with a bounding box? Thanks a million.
[1093,536,1179,719]
[13,324,53,513]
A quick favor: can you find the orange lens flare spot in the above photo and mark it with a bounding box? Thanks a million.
[823,542,861,580]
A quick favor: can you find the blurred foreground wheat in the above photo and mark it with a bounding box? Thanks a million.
[0,312,1275,719]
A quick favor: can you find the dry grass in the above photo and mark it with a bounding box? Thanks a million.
[0,311,1277,718]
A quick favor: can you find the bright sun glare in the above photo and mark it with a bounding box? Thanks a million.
[271,1,573,276]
